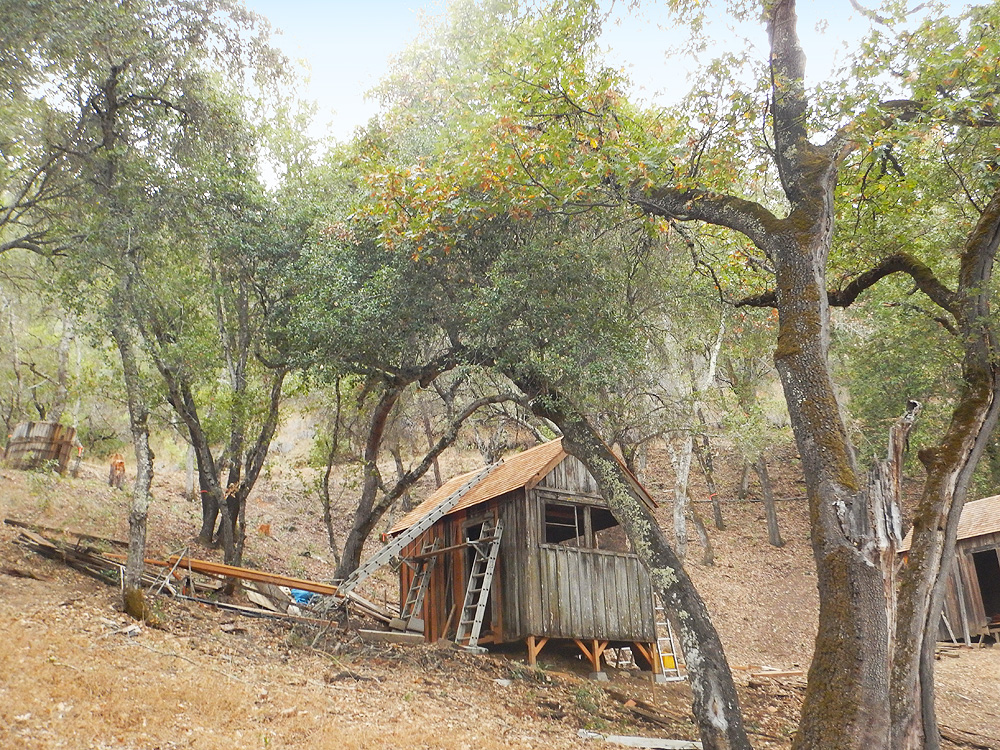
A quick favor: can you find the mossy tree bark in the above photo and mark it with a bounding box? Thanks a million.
[635,4,892,743]
[89,60,154,620]
[111,308,154,621]
[889,187,1000,750]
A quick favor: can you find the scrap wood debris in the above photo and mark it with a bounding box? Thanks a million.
[5,516,390,629]
[3,517,128,548]
[604,687,692,728]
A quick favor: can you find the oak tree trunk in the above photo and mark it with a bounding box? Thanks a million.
[668,434,693,561]
[754,457,784,548]
[689,499,715,567]
[336,385,402,580]
[737,461,751,501]
[890,188,1000,750]
[111,312,154,621]
[692,427,725,530]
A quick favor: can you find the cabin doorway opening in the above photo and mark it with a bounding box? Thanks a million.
[972,549,1000,619]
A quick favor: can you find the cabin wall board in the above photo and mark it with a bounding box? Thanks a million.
[535,454,601,497]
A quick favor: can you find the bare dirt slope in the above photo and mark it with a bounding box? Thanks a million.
[1,451,999,750]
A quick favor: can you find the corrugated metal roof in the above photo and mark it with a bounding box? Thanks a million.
[389,439,566,534]
[899,494,1000,552]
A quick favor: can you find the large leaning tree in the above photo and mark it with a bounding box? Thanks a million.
[335,3,754,747]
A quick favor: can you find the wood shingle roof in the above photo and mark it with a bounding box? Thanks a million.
[388,439,566,535]
[899,494,1000,552]
[388,437,655,535]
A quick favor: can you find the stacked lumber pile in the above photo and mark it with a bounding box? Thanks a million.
[4,517,393,627]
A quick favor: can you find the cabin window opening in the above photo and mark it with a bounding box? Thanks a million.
[544,502,587,546]
[591,507,629,552]
[973,549,1000,619]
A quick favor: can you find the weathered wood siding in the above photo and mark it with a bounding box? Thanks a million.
[535,454,601,497]
[529,545,655,640]
[499,471,656,643]
[938,533,1000,641]
[402,451,657,645]
[4,421,77,473]
[399,522,455,642]
[498,489,532,642]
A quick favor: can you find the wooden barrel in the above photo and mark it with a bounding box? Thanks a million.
[4,421,78,473]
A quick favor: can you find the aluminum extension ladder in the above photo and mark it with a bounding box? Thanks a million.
[454,517,504,650]
[654,599,686,681]
[335,464,497,600]
[394,538,440,632]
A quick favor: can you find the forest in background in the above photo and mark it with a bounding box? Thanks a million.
[4,1,1000,748]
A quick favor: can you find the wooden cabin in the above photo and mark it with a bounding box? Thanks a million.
[388,438,667,679]
[900,495,1000,643]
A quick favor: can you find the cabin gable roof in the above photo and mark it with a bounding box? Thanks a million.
[389,437,654,534]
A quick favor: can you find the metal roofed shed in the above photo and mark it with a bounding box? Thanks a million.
[900,495,1000,644]
[386,438,680,681]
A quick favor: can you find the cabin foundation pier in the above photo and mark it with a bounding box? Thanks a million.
[574,638,609,681]
[631,641,668,683]
[526,635,549,667]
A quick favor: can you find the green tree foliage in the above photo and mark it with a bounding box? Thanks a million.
[287,3,750,746]
[3,0,302,593]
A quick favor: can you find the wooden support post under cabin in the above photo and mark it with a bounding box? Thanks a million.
[526,635,549,667]
[574,638,609,681]
[630,641,668,683]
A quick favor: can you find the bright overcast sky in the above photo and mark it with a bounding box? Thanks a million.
[243,0,969,143]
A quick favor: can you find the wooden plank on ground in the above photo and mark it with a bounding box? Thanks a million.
[4,517,128,547]
[132,554,393,624]
[602,737,702,750]
[246,590,282,612]
[178,595,341,627]
[18,526,392,624]
[358,628,426,646]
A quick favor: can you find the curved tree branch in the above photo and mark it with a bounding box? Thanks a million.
[630,185,782,249]
[735,252,959,315]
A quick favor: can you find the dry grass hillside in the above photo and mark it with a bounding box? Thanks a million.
[1,443,999,750]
